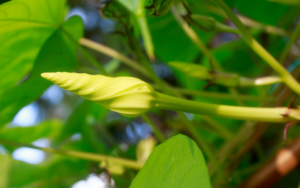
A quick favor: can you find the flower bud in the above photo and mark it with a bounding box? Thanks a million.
[41,72,156,118]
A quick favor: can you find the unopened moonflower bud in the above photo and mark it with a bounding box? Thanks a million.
[41,72,156,118]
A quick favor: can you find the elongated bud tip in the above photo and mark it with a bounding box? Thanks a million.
[41,73,56,80]
[41,72,156,118]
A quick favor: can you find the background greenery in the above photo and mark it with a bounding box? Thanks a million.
[0,0,300,187]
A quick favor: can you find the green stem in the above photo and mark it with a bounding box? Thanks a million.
[141,114,166,142]
[0,138,143,170]
[135,0,155,61]
[213,0,300,95]
[79,38,149,77]
[137,17,155,61]
[155,92,297,122]
[215,22,239,34]
[279,20,300,63]
[239,76,282,87]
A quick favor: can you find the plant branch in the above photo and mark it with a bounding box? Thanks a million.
[155,92,300,122]
[0,138,143,170]
[212,0,300,95]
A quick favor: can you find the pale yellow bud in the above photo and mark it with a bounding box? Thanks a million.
[41,72,156,118]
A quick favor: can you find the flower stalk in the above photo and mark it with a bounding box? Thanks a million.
[155,92,299,122]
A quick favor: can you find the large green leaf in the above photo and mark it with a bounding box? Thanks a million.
[0,16,83,127]
[0,0,67,93]
[130,134,211,188]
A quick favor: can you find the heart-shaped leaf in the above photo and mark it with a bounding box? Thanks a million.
[0,16,83,127]
[0,0,67,93]
[130,134,212,188]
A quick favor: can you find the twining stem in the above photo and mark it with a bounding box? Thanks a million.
[171,5,243,106]
[212,0,300,95]
[141,114,166,142]
[137,17,155,61]
[279,19,300,63]
[0,138,143,170]
[155,92,299,122]
[135,0,155,61]
[79,38,149,77]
